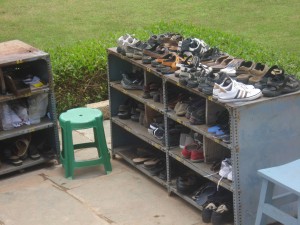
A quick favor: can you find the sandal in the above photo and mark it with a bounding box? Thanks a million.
[144,46,170,60]
[262,74,300,97]
[4,74,31,96]
[132,156,153,164]
[151,53,174,67]
[254,65,284,90]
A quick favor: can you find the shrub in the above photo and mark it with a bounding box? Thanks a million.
[47,22,300,114]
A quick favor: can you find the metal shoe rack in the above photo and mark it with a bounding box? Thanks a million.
[0,40,60,175]
[107,47,300,225]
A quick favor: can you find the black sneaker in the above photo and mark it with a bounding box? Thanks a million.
[200,47,227,63]
[211,202,234,225]
[202,202,219,223]
[121,73,144,90]
[189,106,205,125]
[176,172,199,194]
[201,72,228,95]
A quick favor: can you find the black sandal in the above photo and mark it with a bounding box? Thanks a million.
[262,74,300,97]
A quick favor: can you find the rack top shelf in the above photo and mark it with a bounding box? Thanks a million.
[107,47,300,109]
[0,40,48,66]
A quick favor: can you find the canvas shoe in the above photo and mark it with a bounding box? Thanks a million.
[213,77,255,99]
[190,146,204,162]
[218,158,232,179]
[217,79,262,103]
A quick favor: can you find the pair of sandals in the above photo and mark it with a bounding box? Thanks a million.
[257,66,300,97]
[151,53,184,74]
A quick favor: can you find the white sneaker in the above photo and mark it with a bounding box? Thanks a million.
[217,79,262,103]
[124,38,139,57]
[117,34,132,47]
[227,171,233,181]
[213,78,254,99]
[219,158,232,178]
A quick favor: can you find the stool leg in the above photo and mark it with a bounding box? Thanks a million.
[297,197,300,225]
[94,119,112,174]
[255,179,274,225]
[62,123,75,179]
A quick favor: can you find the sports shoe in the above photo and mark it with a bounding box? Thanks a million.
[199,72,228,95]
[213,78,255,99]
[190,145,204,162]
[179,38,210,56]
[211,202,234,225]
[117,34,132,55]
[123,37,139,58]
[202,202,218,223]
[189,106,205,125]
[218,158,232,179]
[217,79,262,103]
[121,73,144,90]
[181,142,196,158]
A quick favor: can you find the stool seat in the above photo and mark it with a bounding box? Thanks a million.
[60,107,102,128]
[59,107,112,179]
[255,159,300,225]
[258,159,300,195]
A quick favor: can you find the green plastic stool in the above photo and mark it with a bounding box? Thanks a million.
[59,107,112,179]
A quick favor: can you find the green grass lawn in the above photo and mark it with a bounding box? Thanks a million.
[0,0,299,57]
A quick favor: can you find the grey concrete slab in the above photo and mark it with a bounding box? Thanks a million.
[0,174,111,225]
[0,120,208,225]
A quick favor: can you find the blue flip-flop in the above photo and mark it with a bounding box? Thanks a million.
[208,125,221,133]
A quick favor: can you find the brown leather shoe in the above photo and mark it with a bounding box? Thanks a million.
[236,61,256,74]
[248,63,269,84]
[204,55,230,66]
[210,56,235,70]
[236,61,256,83]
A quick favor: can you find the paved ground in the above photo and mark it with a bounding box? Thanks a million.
[0,121,206,225]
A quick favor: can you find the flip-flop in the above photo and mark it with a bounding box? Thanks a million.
[143,158,162,167]
[193,182,218,207]
[132,157,153,164]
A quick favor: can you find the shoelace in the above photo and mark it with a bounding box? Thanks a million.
[215,204,229,213]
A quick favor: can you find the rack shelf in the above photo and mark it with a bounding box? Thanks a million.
[0,40,60,176]
[107,47,300,225]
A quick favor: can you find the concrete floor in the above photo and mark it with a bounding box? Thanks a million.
[0,121,207,225]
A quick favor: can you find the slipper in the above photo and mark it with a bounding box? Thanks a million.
[208,125,221,133]
[143,158,162,167]
[132,157,153,164]
[193,182,218,207]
